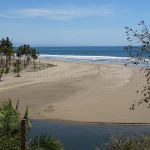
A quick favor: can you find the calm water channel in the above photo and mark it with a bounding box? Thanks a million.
[27,120,150,150]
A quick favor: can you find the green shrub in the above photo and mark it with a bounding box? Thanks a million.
[13,60,21,67]
[94,131,150,150]
[0,68,4,74]
[5,67,10,73]
[13,60,21,72]
[14,67,22,72]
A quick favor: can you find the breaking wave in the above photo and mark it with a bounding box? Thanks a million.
[39,54,149,66]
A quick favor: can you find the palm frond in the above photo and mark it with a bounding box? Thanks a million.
[0,133,21,150]
[0,99,10,111]
[27,133,63,150]
[0,99,21,134]
[23,106,32,129]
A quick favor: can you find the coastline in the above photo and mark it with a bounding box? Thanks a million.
[33,118,150,126]
[0,59,149,125]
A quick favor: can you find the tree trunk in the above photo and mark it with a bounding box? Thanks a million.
[5,56,9,74]
[0,53,3,65]
[17,57,20,77]
[6,56,7,66]
[24,58,25,69]
[26,56,28,66]
[21,119,26,150]
[9,57,11,72]
[34,60,35,71]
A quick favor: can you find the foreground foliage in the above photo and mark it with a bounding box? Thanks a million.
[28,134,63,150]
[94,131,150,150]
[0,99,63,150]
[124,20,150,110]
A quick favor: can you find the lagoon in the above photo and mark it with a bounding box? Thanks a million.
[27,120,150,150]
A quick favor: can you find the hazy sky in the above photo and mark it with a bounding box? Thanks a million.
[0,0,150,46]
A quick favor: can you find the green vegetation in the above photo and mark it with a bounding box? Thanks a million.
[94,131,150,150]
[28,134,63,150]
[31,48,39,71]
[94,20,150,150]
[0,37,56,81]
[47,63,56,67]
[0,37,15,80]
[0,99,63,150]
[0,37,41,80]
[13,59,22,74]
[124,20,150,110]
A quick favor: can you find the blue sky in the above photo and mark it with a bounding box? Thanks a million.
[0,0,150,46]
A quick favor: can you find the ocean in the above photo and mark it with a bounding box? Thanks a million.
[34,46,148,66]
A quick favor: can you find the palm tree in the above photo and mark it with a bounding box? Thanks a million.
[8,43,15,72]
[15,46,24,77]
[0,99,63,150]
[23,44,31,68]
[0,37,14,74]
[0,40,14,80]
[0,38,7,65]
[3,43,14,73]
[0,45,3,65]
[14,59,21,77]
[31,48,39,71]
[16,45,23,63]
[5,37,12,46]
[26,44,31,66]
[3,37,12,59]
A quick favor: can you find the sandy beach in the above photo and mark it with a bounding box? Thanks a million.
[0,59,149,125]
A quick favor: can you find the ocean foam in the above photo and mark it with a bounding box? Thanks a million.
[38,54,149,66]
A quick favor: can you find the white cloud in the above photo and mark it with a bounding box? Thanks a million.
[0,6,113,21]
